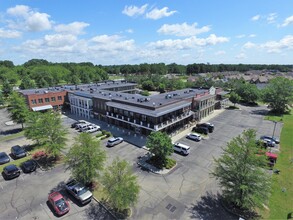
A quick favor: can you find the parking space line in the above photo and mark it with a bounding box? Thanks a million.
[0,182,3,190]
[40,203,52,219]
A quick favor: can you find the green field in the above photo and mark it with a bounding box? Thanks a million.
[260,111,293,219]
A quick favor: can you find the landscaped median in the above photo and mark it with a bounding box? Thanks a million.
[259,111,293,219]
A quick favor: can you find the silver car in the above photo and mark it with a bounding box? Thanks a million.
[106,137,124,147]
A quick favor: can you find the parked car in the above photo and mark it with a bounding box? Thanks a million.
[0,152,10,165]
[186,133,202,141]
[2,164,21,180]
[192,126,209,135]
[85,125,100,133]
[71,120,87,128]
[48,191,70,216]
[173,143,190,155]
[196,122,214,133]
[75,122,90,130]
[65,179,92,205]
[11,145,27,159]
[260,135,280,144]
[21,160,37,173]
[78,123,91,132]
[106,137,124,147]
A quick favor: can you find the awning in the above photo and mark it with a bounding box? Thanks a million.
[266,152,278,159]
[32,105,53,111]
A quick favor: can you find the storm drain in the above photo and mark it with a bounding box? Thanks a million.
[166,203,177,213]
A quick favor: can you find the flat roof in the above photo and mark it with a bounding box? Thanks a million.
[32,105,53,111]
[19,80,137,95]
[106,100,191,117]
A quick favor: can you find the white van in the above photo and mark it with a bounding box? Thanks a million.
[173,142,190,155]
[78,123,90,132]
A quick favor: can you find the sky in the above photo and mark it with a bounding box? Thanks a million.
[0,0,293,65]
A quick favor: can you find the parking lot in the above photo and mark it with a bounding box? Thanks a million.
[0,104,282,220]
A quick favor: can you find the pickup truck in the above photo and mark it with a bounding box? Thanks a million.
[65,179,92,204]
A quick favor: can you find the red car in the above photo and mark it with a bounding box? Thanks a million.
[48,191,70,216]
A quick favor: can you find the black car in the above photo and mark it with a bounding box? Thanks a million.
[196,122,214,133]
[21,160,37,173]
[11,145,27,159]
[3,164,21,180]
[192,126,209,135]
[0,152,10,165]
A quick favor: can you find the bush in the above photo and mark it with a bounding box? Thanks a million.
[96,133,104,138]
[165,157,176,169]
[32,150,47,159]
[101,130,112,137]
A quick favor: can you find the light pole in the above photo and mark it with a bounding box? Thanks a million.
[270,121,277,153]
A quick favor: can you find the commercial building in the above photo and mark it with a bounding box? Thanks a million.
[19,80,221,135]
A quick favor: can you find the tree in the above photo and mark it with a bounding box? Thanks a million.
[262,77,293,114]
[2,80,13,98]
[65,133,106,184]
[7,92,29,129]
[235,83,259,104]
[229,92,241,106]
[102,157,140,212]
[146,131,173,167]
[19,75,36,89]
[211,129,271,211]
[25,111,67,157]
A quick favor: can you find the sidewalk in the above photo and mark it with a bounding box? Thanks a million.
[171,108,225,143]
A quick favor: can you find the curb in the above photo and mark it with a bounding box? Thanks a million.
[92,196,118,220]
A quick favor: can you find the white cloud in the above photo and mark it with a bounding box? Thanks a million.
[236,34,245,38]
[90,34,135,51]
[215,50,226,56]
[0,28,22,38]
[54,22,89,35]
[126,29,133,33]
[235,53,246,59]
[242,41,256,49]
[6,5,52,32]
[157,22,210,37]
[149,34,229,50]
[251,15,260,21]
[146,7,177,20]
[44,34,77,47]
[248,34,256,38]
[267,13,277,24]
[122,4,148,17]
[281,15,293,27]
[260,35,293,53]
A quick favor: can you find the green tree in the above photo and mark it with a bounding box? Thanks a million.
[146,131,173,167]
[25,111,67,157]
[19,75,36,89]
[211,129,271,210]
[0,91,4,105]
[102,157,140,212]
[7,92,29,129]
[235,83,259,104]
[262,77,293,114]
[65,133,106,184]
[2,80,13,98]
[229,92,241,106]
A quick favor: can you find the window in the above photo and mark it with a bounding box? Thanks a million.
[58,96,62,101]
[38,98,43,104]
[45,98,50,102]
[142,115,147,121]
[51,97,56,102]
[31,99,37,104]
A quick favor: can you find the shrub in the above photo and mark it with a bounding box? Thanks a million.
[32,150,47,159]
[165,157,176,169]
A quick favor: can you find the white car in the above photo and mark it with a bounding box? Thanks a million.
[186,133,202,141]
[107,137,123,147]
[85,125,100,133]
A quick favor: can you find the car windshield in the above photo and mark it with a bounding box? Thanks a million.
[77,187,88,196]
[55,198,68,211]
[0,153,7,158]
[108,139,117,143]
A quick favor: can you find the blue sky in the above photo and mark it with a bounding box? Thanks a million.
[0,0,293,65]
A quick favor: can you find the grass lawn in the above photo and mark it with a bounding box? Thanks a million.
[0,130,25,142]
[0,155,32,172]
[259,111,293,219]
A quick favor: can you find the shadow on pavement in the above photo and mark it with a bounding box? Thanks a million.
[0,128,22,135]
[85,202,116,220]
[188,192,238,220]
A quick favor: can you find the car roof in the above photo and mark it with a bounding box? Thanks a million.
[49,191,63,201]
[4,164,18,171]
[12,145,21,149]
[0,152,8,156]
